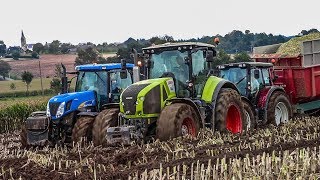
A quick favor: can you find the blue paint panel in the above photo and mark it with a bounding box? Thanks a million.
[48,91,96,120]
[75,63,134,71]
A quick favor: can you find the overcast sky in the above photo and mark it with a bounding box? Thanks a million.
[1,0,319,46]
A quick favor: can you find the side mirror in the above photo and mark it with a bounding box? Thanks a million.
[254,69,260,79]
[120,70,128,79]
[205,50,214,62]
[121,59,127,70]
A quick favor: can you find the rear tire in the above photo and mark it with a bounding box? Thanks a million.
[242,100,256,131]
[72,116,95,143]
[267,91,292,126]
[92,108,119,146]
[156,103,200,141]
[214,88,245,134]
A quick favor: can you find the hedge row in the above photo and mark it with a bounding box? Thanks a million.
[0,89,55,98]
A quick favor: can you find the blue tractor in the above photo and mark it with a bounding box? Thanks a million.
[20,62,135,147]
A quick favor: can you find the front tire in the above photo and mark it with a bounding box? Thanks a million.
[215,88,245,134]
[156,103,200,141]
[72,116,95,143]
[242,100,255,131]
[92,108,119,146]
[267,91,292,126]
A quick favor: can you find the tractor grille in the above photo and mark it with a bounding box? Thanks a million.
[143,85,161,114]
[121,83,150,115]
[49,102,61,116]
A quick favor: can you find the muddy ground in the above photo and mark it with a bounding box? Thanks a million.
[1,116,320,179]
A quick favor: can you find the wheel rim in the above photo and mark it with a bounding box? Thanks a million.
[181,117,196,137]
[226,104,242,133]
[275,102,288,125]
[244,109,251,131]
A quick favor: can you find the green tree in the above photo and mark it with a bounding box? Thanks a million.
[0,41,6,56]
[233,52,252,63]
[49,40,61,54]
[12,51,20,60]
[213,50,231,66]
[75,46,106,65]
[21,71,34,94]
[50,64,62,93]
[0,60,11,79]
[33,43,44,54]
[60,43,74,54]
[10,83,16,90]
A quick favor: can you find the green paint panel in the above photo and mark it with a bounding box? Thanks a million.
[201,76,224,103]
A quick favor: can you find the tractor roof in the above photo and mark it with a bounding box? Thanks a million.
[75,63,134,71]
[219,62,273,69]
[142,42,216,53]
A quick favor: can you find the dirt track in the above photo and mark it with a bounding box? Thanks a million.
[1,116,320,179]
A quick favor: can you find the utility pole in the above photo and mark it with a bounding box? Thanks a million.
[38,58,44,95]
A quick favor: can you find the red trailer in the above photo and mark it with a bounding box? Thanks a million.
[253,38,320,113]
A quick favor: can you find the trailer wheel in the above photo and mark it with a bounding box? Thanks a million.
[215,88,245,134]
[72,116,94,143]
[92,108,119,146]
[267,91,292,126]
[156,103,200,141]
[242,100,256,131]
[20,124,29,149]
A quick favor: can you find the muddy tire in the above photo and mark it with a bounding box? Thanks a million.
[242,100,256,131]
[267,91,292,126]
[72,116,95,143]
[156,103,200,141]
[215,88,245,134]
[92,108,119,146]
[20,124,29,149]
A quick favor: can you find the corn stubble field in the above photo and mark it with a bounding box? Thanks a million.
[1,115,320,179]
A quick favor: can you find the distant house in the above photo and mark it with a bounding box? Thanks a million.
[26,44,34,51]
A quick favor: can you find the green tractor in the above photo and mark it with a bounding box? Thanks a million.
[93,42,247,145]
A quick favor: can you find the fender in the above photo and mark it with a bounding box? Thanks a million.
[257,86,286,124]
[77,111,99,117]
[101,103,120,111]
[168,98,204,128]
[201,76,240,125]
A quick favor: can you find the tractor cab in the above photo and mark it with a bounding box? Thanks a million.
[217,62,274,100]
[141,42,216,98]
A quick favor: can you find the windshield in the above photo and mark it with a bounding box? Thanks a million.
[75,71,108,104]
[76,70,132,104]
[149,50,189,96]
[220,67,247,96]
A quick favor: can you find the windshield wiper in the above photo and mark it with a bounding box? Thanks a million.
[236,76,246,85]
[95,72,105,84]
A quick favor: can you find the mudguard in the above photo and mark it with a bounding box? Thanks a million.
[256,86,286,124]
[201,76,240,124]
[168,98,204,128]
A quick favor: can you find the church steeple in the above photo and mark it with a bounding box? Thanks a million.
[21,30,26,50]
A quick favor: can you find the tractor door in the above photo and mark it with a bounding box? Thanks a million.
[250,67,272,100]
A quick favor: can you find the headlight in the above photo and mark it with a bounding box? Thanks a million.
[56,102,65,118]
[46,102,50,117]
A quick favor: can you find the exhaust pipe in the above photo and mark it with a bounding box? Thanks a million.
[61,63,68,94]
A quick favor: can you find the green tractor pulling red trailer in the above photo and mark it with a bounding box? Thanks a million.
[218,37,320,127]
[92,42,248,145]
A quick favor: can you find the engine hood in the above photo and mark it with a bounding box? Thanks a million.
[48,91,97,120]
[120,78,176,118]
[48,91,96,103]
